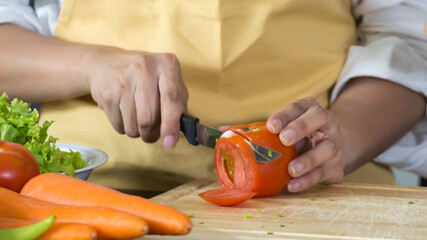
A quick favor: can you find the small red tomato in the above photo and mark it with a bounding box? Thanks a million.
[0,141,40,192]
[199,122,297,206]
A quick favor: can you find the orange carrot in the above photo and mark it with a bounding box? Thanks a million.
[38,223,97,240]
[0,187,148,239]
[0,217,97,240]
[21,173,192,235]
[0,216,34,229]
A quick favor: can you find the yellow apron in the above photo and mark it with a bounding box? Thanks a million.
[40,0,394,191]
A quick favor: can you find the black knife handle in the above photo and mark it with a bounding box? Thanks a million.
[180,113,199,146]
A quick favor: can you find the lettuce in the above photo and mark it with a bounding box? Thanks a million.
[0,93,85,176]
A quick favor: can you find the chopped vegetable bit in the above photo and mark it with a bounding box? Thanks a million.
[408,201,415,205]
[188,214,195,218]
[260,226,264,228]
[329,199,336,201]
[242,127,261,132]
[242,214,252,219]
[310,197,316,201]
[267,232,274,235]
[268,150,272,157]
[298,214,302,217]
[256,209,263,215]
[199,222,204,224]
[317,183,332,187]
[280,225,285,227]
[274,214,284,220]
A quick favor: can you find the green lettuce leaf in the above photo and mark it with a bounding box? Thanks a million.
[0,93,85,176]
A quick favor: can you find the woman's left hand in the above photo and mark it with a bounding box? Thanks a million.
[266,97,344,192]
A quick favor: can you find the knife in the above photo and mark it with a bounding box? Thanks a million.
[180,113,281,163]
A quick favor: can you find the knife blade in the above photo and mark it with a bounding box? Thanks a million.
[180,113,281,162]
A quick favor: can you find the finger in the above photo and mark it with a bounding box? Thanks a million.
[287,157,343,193]
[287,167,324,193]
[133,60,161,143]
[279,104,330,146]
[119,76,139,138]
[218,125,232,132]
[288,137,340,178]
[98,87,125,134]
[158,54,188,149]
[267,97,319,134]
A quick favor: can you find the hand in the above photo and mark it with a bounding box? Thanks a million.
[266,97,344,192]
[87,47,188,148]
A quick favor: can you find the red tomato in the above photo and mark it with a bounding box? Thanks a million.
[198,188,256,206]
[199,122,297,207]
[215,122,297,197]
[0,141,40,192]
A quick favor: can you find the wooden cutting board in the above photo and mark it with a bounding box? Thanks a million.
[142,178,427,239]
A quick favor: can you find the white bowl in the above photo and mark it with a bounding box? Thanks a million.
[56,143,108,180]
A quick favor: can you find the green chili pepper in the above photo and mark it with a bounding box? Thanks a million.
[0,216,55,240]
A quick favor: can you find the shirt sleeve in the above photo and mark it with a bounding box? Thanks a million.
[332,0,427,178]
[0,0,50,35]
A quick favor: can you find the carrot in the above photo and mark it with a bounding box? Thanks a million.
[0,216,43,229]
[38,223,97,240]
[0,217,97,240]
[0,187,148,239]
[21,173,192,235]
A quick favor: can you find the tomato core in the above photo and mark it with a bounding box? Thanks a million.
[223,153,234,182]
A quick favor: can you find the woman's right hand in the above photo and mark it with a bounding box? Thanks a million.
[86,47,188,149]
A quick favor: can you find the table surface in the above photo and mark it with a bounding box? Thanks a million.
[141,178,427,240]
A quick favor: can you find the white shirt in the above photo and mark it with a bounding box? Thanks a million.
[1,0,427,177]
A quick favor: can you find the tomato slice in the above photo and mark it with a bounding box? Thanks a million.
[215,136,255,191]
[198,188,256,206]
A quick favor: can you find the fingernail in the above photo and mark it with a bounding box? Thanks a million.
[162,135,176,149]
[288,180,300,192]
[280,129,295,145]
[290,162,303,177]
[267,119,282,133]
